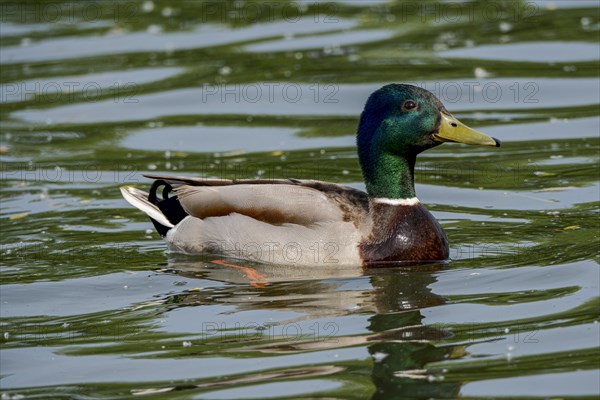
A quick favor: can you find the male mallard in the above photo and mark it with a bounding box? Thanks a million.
[121,84,500,267]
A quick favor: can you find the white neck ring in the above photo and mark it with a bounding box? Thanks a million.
[371,197,420,206]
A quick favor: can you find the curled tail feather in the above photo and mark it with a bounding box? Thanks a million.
[120,181,188,236]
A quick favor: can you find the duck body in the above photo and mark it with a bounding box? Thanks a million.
[122,84,499,267]
[122,177,447,266]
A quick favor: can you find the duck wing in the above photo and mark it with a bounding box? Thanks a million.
[143,174,370,227]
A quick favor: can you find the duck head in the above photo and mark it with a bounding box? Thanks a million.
[357,84,500,199]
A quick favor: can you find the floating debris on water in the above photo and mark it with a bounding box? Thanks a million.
[141,1,154,13]
[9,213,28,220]
[218,66,232,76]
[474,67,492,78]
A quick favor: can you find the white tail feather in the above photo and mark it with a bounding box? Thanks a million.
[120,186,174,228]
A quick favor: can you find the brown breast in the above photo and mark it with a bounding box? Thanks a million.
[359,201,449,266]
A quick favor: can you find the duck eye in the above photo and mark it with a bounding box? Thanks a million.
[402,100,417,111]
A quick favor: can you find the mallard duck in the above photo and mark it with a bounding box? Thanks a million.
[121,84,500,267]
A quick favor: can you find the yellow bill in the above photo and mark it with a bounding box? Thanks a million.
[433,113,501,147]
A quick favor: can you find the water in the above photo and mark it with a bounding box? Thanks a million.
[1,1,599,398]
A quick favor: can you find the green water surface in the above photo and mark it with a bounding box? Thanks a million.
[1,1,599,399]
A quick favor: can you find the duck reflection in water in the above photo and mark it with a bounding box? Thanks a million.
[162,257,462,399]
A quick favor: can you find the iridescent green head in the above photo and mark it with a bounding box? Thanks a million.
[357,84,500,199]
